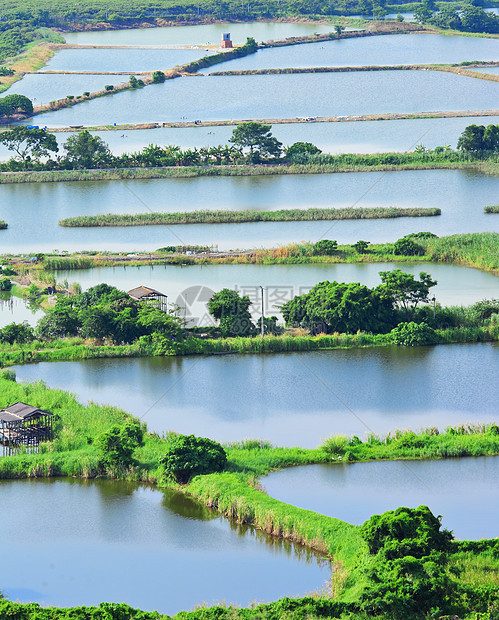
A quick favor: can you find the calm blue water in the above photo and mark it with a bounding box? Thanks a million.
[0,478,329,613]
[1,168,498,252]
[43,47,214,72]
[13,343,499,447]
[17,70,499,127]
[263,457,499,539]
[214,33,499,71]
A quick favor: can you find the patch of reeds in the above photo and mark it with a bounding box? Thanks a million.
[484,205,499,213]
[0,220,7,229]
[59,207,440,228]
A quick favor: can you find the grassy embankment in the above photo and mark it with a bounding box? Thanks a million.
[210,61,499,84]
[1,152,497,184]
[22,232,499,274]
[0,30,64,95]
[59,207,440,227]
[0,373,497,618]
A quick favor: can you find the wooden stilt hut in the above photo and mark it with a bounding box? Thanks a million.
[0,402,53,456]
[128,285,168,312]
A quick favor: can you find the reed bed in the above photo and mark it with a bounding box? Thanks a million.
[59,207,440,228]
[484,205,499,213]
[0,220,7,229]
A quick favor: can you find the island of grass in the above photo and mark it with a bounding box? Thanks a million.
[58,207,441,228]
[0,373,497,619]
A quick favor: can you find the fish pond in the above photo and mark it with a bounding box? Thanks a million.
[262,456,499,539]
[13,343,499,447]
[0,478,329,613]
[17,70,498,127]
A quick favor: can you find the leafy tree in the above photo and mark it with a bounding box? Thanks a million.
[282,280,395,334]
[378,269,437,318]
[457,123,486,153]
[0,126,58,165]
[229,122,282,163]
[284,141,321,163]
[313,239,338,255]
[0,278,12,291]
[393,236,424,256]
[160,434,227,483]
[152,70,166,83]
[0,94,33,117]
[483,124,499,152]
[80,306,116,340]
[208,288,255,337]
[98,422,144,469]
[136,305,184,340]
[36,308,81,339]
[62,130,112,169]
[0,321,34,344]
[390,321,439,346]
[353,240,370,253]
[257,315,282,335]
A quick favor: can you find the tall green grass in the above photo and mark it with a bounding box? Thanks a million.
[58,207,440,228]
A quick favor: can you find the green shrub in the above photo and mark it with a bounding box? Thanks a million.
[313,239,338,255]
[160,434,227,484]
[97,422,144,469]
[152,71,166,83]
[390,321,439,346]
[393,236,425,256]
[0,278,12,291]
[104,84,114,91]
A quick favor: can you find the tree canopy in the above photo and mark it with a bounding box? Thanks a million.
[0,126,58,164]
[229,122,282,163]
[208,288,256,337]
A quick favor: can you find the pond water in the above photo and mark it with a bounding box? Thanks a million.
[42,47,214,73]
[13,343,499,447]
[475,66,499,75]
[17,70,498,127]
[7,73,127,108]
[62,22,345,46]
[0,168,497,253]
[262,457,499,539]
[214,33,499,71]
[0,478,329,613]
[0,293,44,327]
[53,262,499,327]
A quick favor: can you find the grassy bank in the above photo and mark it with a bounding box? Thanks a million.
[2,150,497,184]
[59,207,441,228]
[0,324,498,368]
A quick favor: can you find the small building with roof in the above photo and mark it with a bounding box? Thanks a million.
[128,285,168,312]
[0,402,54,455]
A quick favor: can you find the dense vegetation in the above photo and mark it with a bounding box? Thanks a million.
[1,123,498,173]
[58,206,441,227]
[415,0,499,33]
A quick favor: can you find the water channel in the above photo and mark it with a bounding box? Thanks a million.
[0,478,329,613]
[13,343,499,447]
[1,168,498,252]
[262,456,499,539]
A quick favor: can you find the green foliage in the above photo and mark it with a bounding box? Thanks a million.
[390,321,439,346]
[160,434,227,483]
[152,70,166,83]
[104,84,114,91]
[208,288,255,337]
[284,141,321,163]
[0,277,12,290]
[0,321,35,344]
[229,122,282,163]
[393,235,425,256]
[458,124,499,154]
[97,421,144,469]
[281,279,395,335]
[353,240,370,253]
[0,94,33,117]
[313,239,338,255]
[378,269,437,318]
[0,127,58,165]
[62,130,112,169]
[0,220,7,229]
